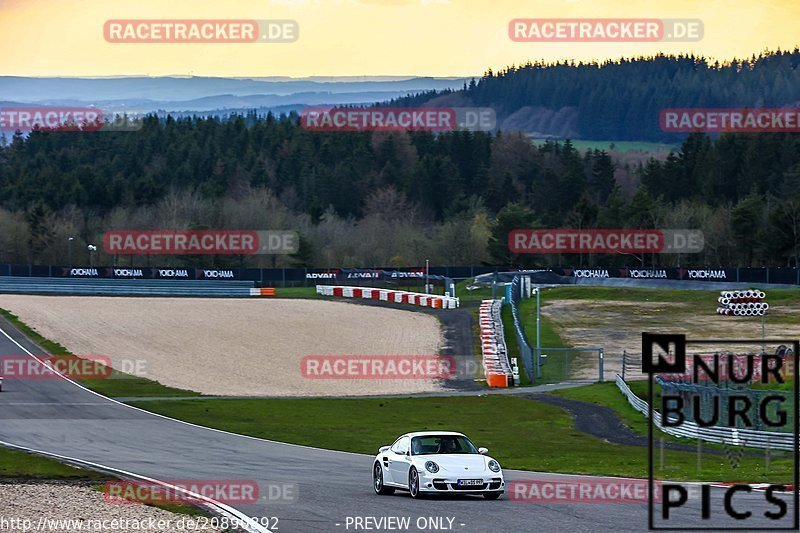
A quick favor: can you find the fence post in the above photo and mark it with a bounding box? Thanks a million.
[598,349,604,383]
[622,350,626,381]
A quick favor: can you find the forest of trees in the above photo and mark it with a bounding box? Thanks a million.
[2,50,800,269]
[390,49,800,142]
[1,111,799,269]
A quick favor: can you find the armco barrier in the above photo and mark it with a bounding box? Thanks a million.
[509,276,535,382]
[0,276,264,298]
[479,299,512,387]
[316,285,459,309]
[616,374,793,451]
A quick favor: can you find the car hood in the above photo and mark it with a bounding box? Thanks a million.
[415,454,491,473]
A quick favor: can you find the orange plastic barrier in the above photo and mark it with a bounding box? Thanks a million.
[485,373,508,388]
[260,288,276,296]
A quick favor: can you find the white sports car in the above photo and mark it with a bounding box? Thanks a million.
[372,431,505,499]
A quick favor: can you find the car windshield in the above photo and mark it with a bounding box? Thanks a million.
[411,435,479,455]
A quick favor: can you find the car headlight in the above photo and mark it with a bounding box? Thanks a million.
[425,461,439,473]
[488,460,501,473]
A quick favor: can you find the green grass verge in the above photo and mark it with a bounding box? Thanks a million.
[0,308,199,398]
[555,380,794,450]
[454,279,495,302]
[0,448,108,480]
[499,304,531,385]
[555,381,652,435]
[0,448,215,518]
[515,292,570,383]
[529,138,679,153]
[270,286,320,298]
[128,396,792,482]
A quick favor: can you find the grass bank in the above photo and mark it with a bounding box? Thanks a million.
[128,395,792,482]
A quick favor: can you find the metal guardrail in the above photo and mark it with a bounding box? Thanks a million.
[0,277,256,297]
[616,374,795,451]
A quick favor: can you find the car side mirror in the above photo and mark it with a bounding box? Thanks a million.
[379,446,390,453]
[406,450,411,457]
[478,447,489,455]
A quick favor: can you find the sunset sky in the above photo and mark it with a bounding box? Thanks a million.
[1,0,797,78]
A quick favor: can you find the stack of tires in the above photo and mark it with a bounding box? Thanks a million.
[716,290,768,316]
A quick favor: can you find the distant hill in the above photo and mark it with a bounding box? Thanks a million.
[387,50,800,142]
[0,76,470,114]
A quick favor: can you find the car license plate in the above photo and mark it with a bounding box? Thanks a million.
[458,479,483,487]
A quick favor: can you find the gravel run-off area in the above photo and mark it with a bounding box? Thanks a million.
[0,482,224,532]
[542,298,800,380]
[0,295,444,396]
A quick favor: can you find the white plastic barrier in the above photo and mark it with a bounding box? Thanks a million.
[479,299,513,387]
[316,285,459,309]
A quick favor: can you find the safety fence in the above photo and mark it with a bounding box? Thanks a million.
[0,276,262,298]
[479,299,514,387]
[616,374,795,451]
[508,276,535,382]
[657,376,793,433]
[621,351,646,381]
[315,285,459,309]
[5,264,800,286]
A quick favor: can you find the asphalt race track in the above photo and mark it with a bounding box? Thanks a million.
[0,321,795,532]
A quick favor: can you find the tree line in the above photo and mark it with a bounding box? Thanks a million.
[389,49,800,142]
[0,111,798,268]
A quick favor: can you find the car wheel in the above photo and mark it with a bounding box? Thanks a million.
[483,492,501,500]
[373,463,394,495]
[408,467,422,499]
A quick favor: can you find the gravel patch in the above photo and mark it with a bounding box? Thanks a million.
[542,299,800,380]
[0,295,444,397]
[0,482,223,532]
